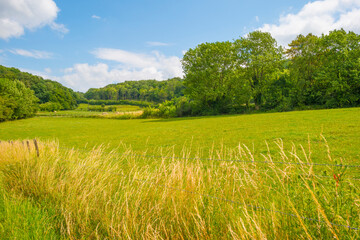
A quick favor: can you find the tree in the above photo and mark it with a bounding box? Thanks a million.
[316,29,360,107]
[182,41,242,114]
[0,78,38,121]
[286,33,321,106]
[235,31,283,110]
[0,65,79,110]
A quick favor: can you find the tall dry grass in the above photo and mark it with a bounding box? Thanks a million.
[0,139,359,239]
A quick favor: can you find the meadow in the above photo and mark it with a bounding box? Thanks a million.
[37,104,143,118]
[0,107,360,239]
[1,107,360,163]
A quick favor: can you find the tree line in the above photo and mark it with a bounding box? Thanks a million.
[1,29,359,121]
[0,65,82,121]
[84,78,185,103]
[179,29,360,116]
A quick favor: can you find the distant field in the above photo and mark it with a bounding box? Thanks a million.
[76,103,141,112]
[37,104,142,117]
[1,107,360,164]
[37,104,143,119]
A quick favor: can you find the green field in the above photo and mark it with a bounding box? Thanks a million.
[75,103,142,112]
[1,107,360,163]
[1,108,360,239]
[37,104,142,118]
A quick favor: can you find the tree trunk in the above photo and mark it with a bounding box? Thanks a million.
[254,92,261,110]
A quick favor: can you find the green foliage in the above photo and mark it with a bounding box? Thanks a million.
[182,41,247,114]
[235,31,284,110]
[181,29,360,116]
[0,65,79,110]
[87,105,117,112]
[39,102,62,112]
[84,78,185,103]
[287,30,360,108]
[0,78,38,121]
[79,99,153,108]
[141,107,161,118]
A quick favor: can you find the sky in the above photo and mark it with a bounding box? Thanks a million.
[1,0,360,92]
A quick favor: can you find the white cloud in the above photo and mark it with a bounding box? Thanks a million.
[0,0,68,39]
[255,16,259,22]
[55,49,183,92]
[49,22,69,34]
[92,15,101,20]
[9,49,53,59]
[146,41,171,46]
[259,0,360,45]
[93,48,182,77]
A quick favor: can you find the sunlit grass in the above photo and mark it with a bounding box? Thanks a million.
[2,107,360,163]
[37,104,143,119]
[0,139,359,239]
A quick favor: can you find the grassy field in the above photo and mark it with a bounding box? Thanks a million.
[0,108,360,239]
[1,107,360,163]
[0,139,359,239]
[37,104,143,118]
[76,103,142,112]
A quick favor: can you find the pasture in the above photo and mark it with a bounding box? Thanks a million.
[1,107,360,163]
[1,107,360,239]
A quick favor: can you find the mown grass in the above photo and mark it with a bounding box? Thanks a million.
[2,107,360,163]
[0,140,359,239]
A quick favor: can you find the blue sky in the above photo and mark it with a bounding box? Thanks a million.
[1,0,360,92]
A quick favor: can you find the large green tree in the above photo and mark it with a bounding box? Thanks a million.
[286,33,322,105]
[316,29,360,107]
[287,30,360,107]
[182,41,246,114]
[235,31,283,110]
[0,78,38,121]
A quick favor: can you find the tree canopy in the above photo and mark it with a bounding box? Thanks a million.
[84,78,185,103]
[0,78,38,121]
[0,65,80,111]
[180,29,360,116]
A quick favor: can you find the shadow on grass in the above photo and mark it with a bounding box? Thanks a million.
[141,114,247,123]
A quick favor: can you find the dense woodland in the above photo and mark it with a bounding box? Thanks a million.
[1,29,360,121]
[180,29,360,116]
[0,65,82,121]
[84,78,185,103]
[85,29,360,117]
[0,78,38,121]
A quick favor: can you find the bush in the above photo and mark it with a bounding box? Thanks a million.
[0,78,38,121]
[140,107,161,118]
[39,102,62,112]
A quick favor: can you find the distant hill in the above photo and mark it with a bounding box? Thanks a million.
[84,78,185,103]
[0,65,80,110]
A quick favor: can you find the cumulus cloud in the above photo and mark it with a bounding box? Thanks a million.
[55,49,183,92]
[9,49,53,59]
[259,0,360,45]
[93,48,182,77]
[0,0,68,39]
